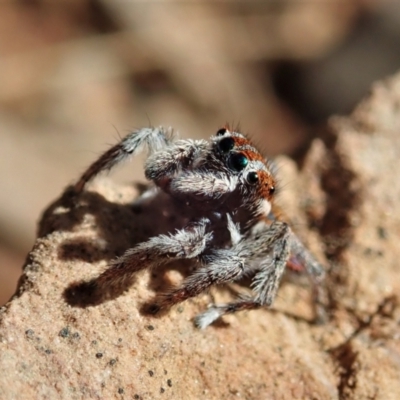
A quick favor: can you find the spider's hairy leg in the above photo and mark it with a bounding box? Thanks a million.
[289,232,327,323]
[289,232,325,281]
[66,218,212,305]
[195,221,291,328]
[195,222,327,328]
[74,126,173,193]
[144,139,209,185]
[268,206,327,321]
[152,248,246,313]
[167,170,238,202]
[151,214,243,314]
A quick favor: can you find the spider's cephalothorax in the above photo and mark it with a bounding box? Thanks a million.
[71,126,325,328]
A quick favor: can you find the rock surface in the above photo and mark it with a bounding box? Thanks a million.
[1,74,400,399]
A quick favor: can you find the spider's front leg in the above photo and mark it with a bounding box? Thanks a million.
[74,126,174,193]
[65,218,212,306]
[149,214,244,313]
[195,221,327,328]
[151,248,246,314]
[194,220,291,328]
[160,170,239,205]
[144,140,238,204]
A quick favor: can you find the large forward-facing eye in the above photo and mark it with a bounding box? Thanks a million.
[218,137,235,153]
[229,152,248,171]
[246,171,259,184]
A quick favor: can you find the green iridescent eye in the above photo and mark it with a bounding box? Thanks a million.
[218,137,235,153]
[246,171,259,184]
[229,152,248,171]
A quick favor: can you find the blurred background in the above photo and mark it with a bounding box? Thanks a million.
[1,0,400,305]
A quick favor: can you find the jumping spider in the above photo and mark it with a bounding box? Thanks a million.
[71,126,325,328]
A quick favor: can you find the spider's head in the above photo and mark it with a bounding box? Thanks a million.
[212,127,276,216]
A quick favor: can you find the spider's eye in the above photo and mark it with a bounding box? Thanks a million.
[218,137,235,153]
[216,128,228,136]
[269,186,275,195]
[246,171,259,184]
[229,152,248,171]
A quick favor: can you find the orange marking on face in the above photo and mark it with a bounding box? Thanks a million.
[257,170,276,201]
[230,137,265,163]
[231,136,248,146]
[240,149,265,163]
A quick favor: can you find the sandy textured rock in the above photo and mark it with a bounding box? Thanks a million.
[1,74,400,399]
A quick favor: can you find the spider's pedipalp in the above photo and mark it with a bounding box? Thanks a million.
[226,213,241,245]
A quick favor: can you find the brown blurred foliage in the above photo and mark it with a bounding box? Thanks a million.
[1,0,400,305]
